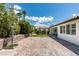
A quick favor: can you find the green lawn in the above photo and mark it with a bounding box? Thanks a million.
[31,34,48,37]
[3,44,18,49]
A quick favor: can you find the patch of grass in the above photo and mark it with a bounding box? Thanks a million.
[3,44,18,49]
[31,34,48,37]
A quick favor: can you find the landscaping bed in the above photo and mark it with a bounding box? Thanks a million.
[0,34,26,50]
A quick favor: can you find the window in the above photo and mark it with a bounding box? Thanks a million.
[66,23,76,35]
[60,23,76,35]
[60,26,65,33]
[60,26,62,33]
[71,24,76,35]
[62,26,65,33]
[66,24,70,34]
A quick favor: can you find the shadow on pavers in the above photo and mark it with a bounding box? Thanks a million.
[49,35,79,55]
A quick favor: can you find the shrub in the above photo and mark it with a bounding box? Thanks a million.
[19,20,29,34]
[19,20,33,34]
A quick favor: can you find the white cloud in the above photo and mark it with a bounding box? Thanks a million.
[14,10,20,14]
[72,14,76,16]
[25,16,54,23]
[34,22,48,27]
[72,13,79,17]
[14,5,22,14]
[25,16,54,27]
[14,5,22,10]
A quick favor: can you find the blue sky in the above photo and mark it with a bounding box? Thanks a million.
[6,3,79,27]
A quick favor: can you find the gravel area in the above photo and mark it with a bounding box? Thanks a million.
[0,37,77,56]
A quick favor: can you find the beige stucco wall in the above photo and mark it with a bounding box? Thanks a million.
[57,19,79,46]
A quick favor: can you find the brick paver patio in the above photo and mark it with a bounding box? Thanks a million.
[0,37,77,56]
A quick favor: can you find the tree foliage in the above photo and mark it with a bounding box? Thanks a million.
[34,28,48,35]
[15,23,20,35]
[22,10,26,19]
[0,3,33,38]
[0,3,18,38]
[19,20,33,34]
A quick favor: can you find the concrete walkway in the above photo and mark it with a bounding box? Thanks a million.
[0,37,77,56]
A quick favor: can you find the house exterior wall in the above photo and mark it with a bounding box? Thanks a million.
[57,19,79,46]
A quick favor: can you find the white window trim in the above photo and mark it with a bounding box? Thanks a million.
[60,23,76,35]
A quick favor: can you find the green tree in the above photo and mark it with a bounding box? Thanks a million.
[0,3,6,11]
[0,3,33,38]
[0,3,18,37]
[0,3,9,38]
[15,23,20,35]
[22,10,26,19]
[19,20,28,34]
[17,12,22,20]
[19,20,33,35]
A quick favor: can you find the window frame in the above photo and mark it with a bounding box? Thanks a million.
[70,23,76,35]
[66,24,71,34]
[60,25,65,34]
[60,23,76,35]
